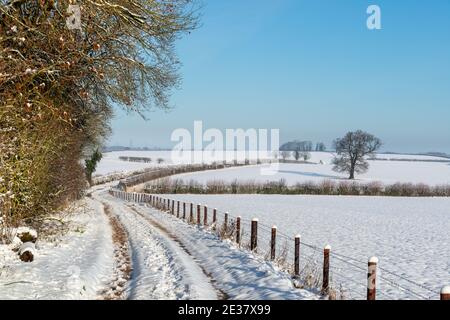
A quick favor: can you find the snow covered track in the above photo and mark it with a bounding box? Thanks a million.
[99,191,318,300]
[95,191,220,300]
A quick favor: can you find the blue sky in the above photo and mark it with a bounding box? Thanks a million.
[110,0,450,153]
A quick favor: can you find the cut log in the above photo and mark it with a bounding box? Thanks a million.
[16,227,38,243]
[19,242,35,262]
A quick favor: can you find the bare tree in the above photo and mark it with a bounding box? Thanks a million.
[293,149,300,161]
[332,130,382,179]
[301,152,311,162]
[280,151,291,161]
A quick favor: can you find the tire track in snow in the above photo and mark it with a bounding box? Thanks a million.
[98,202,132,300]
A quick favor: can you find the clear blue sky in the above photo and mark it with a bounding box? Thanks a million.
[110,0,450,153]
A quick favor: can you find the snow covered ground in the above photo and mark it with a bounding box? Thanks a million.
[99,192,319,300]
[164,154,450,186]
[161,194,450,300]
[0,197,115,300]
[95,150,272,176]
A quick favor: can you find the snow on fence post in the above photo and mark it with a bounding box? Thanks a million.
[236,216,241,245]
[322,245,331,295]
[367,256,378,301]
[250,218,258,252]
[177,201,180,218]
[294,235,301,276]
[270,226,277,261]
[204,206,208,226]
[441,286,450,300]
[197,204,201,225]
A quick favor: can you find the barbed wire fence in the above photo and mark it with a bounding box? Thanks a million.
[109,189,446,300]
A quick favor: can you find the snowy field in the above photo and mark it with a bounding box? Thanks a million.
[164,153,450,186]
[94,150,272,176]
[96,151,450,185]
[161,194,450,300]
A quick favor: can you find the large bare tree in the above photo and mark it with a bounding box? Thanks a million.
[332,130,382,179]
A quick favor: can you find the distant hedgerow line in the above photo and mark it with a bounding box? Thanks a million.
[144,178,450,197]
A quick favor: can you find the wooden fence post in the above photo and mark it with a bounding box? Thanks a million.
[270,226,277,261]
[236,216,241,245]
[224,212,229,233]
[322,245,331,295]
[183,202,186,220]
[204,206,208,226]
[441,286,450,300]
[177,201,180,218]
[367,256,378,300]
[294,235,301,276]
[190,203,194,223]
[197,204,201,225]
[250,218,258,251]
[171,200,175,215]
[213,209,217,229]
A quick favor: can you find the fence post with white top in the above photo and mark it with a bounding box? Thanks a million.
[367,257,378,300]
[322,245,331,295]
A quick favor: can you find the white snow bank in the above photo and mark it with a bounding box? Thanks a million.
[0,198,115,300]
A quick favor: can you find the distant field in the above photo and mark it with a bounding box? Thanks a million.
[165,153,450,186]
[95,151,450,186]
